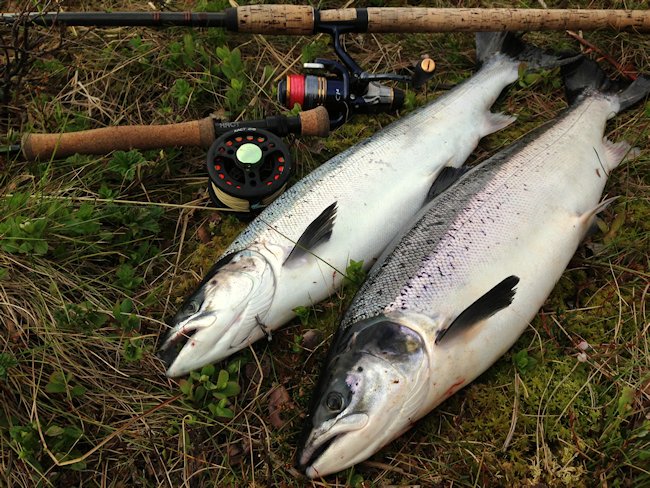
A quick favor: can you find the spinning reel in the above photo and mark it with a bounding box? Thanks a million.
[278,24,436,128]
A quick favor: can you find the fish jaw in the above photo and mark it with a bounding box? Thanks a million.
[158,249,277,377]
[298,315,432,478]
[300,413,370,479]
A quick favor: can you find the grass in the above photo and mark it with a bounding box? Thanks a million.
[1,0,648,486]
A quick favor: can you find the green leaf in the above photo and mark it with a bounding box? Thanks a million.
[201,364,215,377]
[123,339,144,362]
[219,381,240,398]
[109,150,144,181]
[350,473,365,488]
[226,358,243,375]
[194,385,206,402]
[208,403,234,419]
[63,425,83,440]
[0,352,17,380]
[344,259,366,288]
[98,184,117,199]
[293,306,310,326]
[115,264,143,291]
[170,79,192,106]
[70,385,86,398]
[215,369,229,390]
[45,425,65,437]
[617,387,635,417]
[179,379,193,398]
[7,192,29,210]
[514,349,537,375]
[119,298,133,314]
[45,382,66,393]
[183,33,195,61]
[45,372,67,393]
[68,460,87,471]
[292,334,302,353]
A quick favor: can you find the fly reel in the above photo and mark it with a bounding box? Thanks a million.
[207,128,292,213]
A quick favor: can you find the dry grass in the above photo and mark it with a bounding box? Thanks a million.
[0,0,648,487]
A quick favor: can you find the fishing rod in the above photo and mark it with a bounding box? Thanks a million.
[4,6,649,124]
[2,6,649,33]
[3,6,648,211]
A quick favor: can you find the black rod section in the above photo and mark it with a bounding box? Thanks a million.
[0,144,21,155]
[0,11,229,28]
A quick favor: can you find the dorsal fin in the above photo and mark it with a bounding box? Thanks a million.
[435,275,520,345]
[284,202,338,265]
[426,166,470,202]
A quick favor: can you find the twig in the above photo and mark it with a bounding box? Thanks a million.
[566,30,638,81]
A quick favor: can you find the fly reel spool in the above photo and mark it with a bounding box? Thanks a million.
[207,128,292,213]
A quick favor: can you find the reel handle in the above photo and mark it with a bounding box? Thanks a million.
[411,57,436,89]
[19,107,329,160]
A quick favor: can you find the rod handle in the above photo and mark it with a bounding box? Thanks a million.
[298,106,330,137]
[21,118,216,160]
[233,5,315,34]
[361,8,650,33]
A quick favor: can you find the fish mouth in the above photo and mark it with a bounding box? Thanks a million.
[158,309,254,377]
[298,413,369,477]
[299,434,341,477]
[157,326,199,369]
[156,314,216,373]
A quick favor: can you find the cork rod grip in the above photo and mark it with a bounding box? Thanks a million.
[21,118,216,160]
[235,5,314,34]
[298,106,330,138]
[363,8,650,33]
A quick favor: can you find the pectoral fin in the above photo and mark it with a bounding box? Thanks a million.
[435,275,520,345]
[426,166,470,202]
[578,196,619,229]
[284,202,337,265]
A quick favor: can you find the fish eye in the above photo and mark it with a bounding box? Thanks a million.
[325,391,344,412]
[186,300,200,314]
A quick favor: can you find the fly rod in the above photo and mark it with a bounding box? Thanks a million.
[1,6,649,33]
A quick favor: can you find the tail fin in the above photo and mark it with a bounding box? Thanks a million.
[617,77,650,112]
[476,32,579,70]
[561,57,650,111]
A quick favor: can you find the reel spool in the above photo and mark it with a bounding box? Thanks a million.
[207,127,292,213]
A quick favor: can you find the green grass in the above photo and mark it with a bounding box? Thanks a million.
[1,0,648,486]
